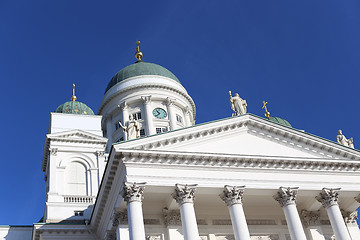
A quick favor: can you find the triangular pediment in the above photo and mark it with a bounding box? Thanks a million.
[115,114,360,161]
[47,129,107,143]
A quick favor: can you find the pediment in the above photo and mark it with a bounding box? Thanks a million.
[47,129,107,143]
[116,114,360,161]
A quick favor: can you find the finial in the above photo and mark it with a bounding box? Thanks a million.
[262,101,270,119]
[71,83,77,101]
[135,41,143,61]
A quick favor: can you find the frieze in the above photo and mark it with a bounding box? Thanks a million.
[163,209,181,226]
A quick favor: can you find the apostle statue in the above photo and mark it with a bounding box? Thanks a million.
[336,130,354,149]
[119,115,141,140]
[229,91,247,116]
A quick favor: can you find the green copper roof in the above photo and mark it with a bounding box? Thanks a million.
[268,116,292,127]
[105,61,180,94]
[55,101,94,115]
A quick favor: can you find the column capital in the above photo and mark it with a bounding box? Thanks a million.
[316,188,341,209]
[300,210,320,227]
[49,148,58,156]
[118,101,129,110]
[141,95,152,104]
[219,185,245,206]
[166,97,176,106]
[341,209,358,226]
[112,210,128,227]
[172,184,197,205]
[274,186,299,207]
[122,182,146,203]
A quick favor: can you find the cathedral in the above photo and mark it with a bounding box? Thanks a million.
[1,42,360,240]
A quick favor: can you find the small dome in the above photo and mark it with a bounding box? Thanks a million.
[55,101,94,115]
[105,61,180,94]
[268,116,292,128]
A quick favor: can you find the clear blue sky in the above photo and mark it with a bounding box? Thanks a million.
[1,0,360,225]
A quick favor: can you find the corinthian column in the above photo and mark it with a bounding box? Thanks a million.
[141,96,155,135]
[166,98,177,131]
[220,185,250,240]
[123,182,146,240]
[172,184,199,240]
[274,187,307,240]
[316,188,351,240]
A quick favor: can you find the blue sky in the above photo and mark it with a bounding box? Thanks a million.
[1,0,360,225]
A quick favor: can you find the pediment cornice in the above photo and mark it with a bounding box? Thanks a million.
[115,114,360,161]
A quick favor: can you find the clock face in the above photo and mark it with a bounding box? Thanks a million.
[153,108,167,119]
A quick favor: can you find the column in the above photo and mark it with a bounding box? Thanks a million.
[316,188,351,240]
[120,102,129,141]
[220,185,250,240]
[48,148,58,194]
[184,106,192,127]
[141,96,155,135]
[172,184,199,240]
[274,187,307,240]
[300,210,325,240]
[105,114,113,152]
[341,209,360,239]
[123,182,146,240]
[166,97,177,131]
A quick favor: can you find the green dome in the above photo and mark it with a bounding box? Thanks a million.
[55,101,94,115]
[268,116,292,127]
[105,61,180,94]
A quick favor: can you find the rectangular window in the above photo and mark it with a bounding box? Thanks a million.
[176,114,183,123]
[74,211,84,217]
[132,112,142,120]
[140,129,145,137]
[156,127,168,134]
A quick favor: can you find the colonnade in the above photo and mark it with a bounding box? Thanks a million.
[119,183,357,240]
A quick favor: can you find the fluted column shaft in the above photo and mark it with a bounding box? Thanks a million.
[166,98,177,131]
[274,187,307,240]
[141,96,155,135]
[316,188,351,240]
[173,184,199,240]
[220,185,250,240]
[123,182,146,240]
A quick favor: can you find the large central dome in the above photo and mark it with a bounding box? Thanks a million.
[104,61,180,94]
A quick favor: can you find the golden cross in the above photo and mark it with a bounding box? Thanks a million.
[136,41,140,52]
[71,83,77,101]
[135,41,143,61]
[262,101,270,118]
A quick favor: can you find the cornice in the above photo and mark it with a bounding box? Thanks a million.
[98,82,196,119]
[115,149,360,173]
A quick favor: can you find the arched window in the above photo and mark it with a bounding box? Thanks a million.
[66,161,87,195]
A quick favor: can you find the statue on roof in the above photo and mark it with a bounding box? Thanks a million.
[119,115,142,140]
[336,130,354,149]
[229,91,247,116]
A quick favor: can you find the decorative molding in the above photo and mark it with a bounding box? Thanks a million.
[141,96,152,105]
[49,148,58,156]
[144,219,161,225]
[316,188,341,209]
[273,187,298,207]
[112,210,128,226]
[172,183,197,205]
[122,182,146,203]
[341,210,358,226]
[197,219,207,225]
[247,219,276,225]
[220,185,245,206]
[300,210,320,227]
[212,219,232,225]
[163,209,181,226]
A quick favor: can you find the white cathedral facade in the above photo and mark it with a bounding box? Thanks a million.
[1,43,360,240]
